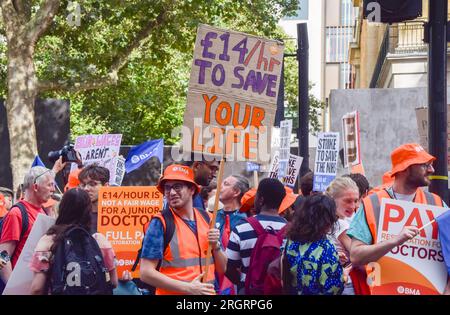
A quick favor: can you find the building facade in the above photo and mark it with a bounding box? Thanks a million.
[349,0,450,89]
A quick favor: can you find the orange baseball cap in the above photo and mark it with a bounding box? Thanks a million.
[157,164,200,193]
[240,188,257,213]
[278,187,299,214]
[390,143,435,176]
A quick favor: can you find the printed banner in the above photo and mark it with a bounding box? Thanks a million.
[183,24,284,163]
[112,156,126,186]
[278,119,293,178]
[342,111,361,168]
[246,162,260,172]
[97,186,163,278]
[3,214,56,295]
[373,199,449,295]
[72,134,123,185]
[269,151,303,188]
[313,132,339,192]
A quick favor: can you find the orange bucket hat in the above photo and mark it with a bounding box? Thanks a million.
[278,187,299,214]
[157,164,200,193]
[240,188,256,213]
[382,171,394,185]
[390,143,435,176]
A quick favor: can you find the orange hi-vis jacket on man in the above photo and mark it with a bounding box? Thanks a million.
[352,187,444,294]
[363,188,443,244]
[152,207,215,295]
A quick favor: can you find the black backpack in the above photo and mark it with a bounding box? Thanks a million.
[48,225,113,295]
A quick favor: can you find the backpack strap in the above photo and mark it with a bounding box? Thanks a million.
[14,202,29,241]
[131,208,210,272]
[131,208,176,272]
[161,208,175,251]
[246,216,266,236]
[276,225,287,243]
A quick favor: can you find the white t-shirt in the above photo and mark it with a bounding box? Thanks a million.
[392,192,415,202]
[330,218,351,256]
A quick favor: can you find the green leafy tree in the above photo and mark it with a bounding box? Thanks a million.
[0,0,298,188]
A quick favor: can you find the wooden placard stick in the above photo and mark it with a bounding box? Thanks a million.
[202,157,225,283]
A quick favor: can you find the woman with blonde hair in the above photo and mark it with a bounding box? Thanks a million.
[325,176,359,295]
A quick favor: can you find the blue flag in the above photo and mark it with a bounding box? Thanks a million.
[436,210,450,275]
[31,155,45,168]
[125,139,164,174]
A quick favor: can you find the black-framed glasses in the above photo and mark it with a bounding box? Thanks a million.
[163,183,186,195]
[419,162,433,170]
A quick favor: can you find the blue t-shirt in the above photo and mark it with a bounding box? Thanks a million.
[215,209,246,240]
[141,217,197,260]
[193,193,205,212]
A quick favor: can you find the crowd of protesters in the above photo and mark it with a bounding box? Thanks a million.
[0,142,449,295]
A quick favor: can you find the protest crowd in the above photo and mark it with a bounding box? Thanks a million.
[0,141,449,296]
[1,24,450,297]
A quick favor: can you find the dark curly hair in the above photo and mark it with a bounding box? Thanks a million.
[287,194,338,243]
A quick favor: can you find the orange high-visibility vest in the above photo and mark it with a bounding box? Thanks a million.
[152,207,215,295]
[358,187,443,294]
[363,187,443,244]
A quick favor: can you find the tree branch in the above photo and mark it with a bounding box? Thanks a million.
[0,0,22,41]
[38,4,174,94]
[12,0,32,21]
[25,0,60,45]
[38,72,119,93]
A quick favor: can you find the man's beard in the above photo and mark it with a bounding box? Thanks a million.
[195,175,210,187]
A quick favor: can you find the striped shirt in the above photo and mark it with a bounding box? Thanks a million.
[225,214,287,289]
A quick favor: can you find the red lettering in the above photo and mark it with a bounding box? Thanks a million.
[382,203,405,231]
[405,208,426,238]
[425,210,439,240]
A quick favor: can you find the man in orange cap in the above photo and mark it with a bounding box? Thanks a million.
[348,143,449,294]
[140,164,223,295]
[278,187,299,221]
[239,188,257,215]
[0,187,13,213]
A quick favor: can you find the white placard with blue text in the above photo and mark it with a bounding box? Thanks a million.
[313,132,339,192]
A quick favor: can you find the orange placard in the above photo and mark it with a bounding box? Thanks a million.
[97,186,163,278]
